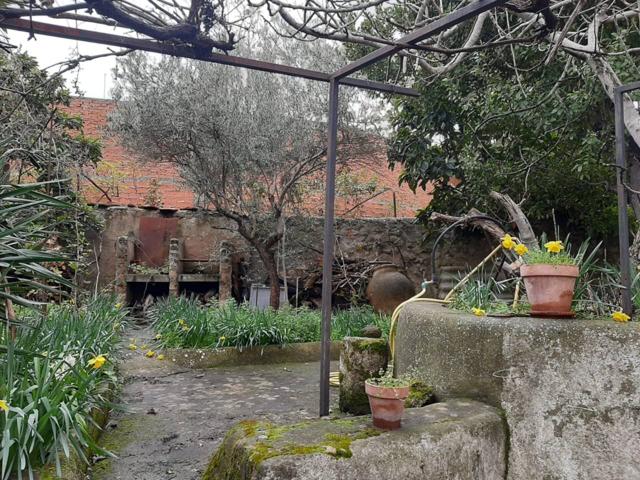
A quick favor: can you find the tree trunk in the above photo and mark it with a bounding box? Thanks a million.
[489,191,538,250]
[254,244,281,310]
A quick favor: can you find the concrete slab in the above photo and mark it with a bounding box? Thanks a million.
[90,326,338,480]
[395,303,640,480]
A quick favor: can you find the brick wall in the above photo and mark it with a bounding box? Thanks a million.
[65,97,433,217]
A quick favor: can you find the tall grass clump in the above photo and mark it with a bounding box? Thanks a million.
[1,296,126,480]
[149,297,389,350]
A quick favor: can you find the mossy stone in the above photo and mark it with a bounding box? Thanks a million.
[405,381,435,408]
[202,417,382,480]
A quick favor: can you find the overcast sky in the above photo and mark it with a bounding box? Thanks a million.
[8,19,120,99]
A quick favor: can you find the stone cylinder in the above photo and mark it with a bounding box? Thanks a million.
[339,336,389,415]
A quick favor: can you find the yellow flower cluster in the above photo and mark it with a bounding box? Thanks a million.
[88,355,107,370]
[544,241,564,254]
[612,311,631,322]
[500,234,529,256]
[0,399,9,413]
[178,318,190,332]
[145,350,156,358]
[472,307,486,317]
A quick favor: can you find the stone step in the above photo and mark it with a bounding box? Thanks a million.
[202,399,506,480]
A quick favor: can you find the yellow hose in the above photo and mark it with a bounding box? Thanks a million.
[388,283,451,362]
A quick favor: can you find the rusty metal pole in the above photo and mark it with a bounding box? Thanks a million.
[614,82,640,315]
[320,78,340,416]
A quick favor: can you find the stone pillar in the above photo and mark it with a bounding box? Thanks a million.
[114,235,130,299]
[168,238,183,297]
[219,241,233,302]
[339,336,389,415]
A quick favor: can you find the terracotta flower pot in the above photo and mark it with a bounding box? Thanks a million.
[366,264,416,314]
[520,263,579,317]
[365,381,410,430]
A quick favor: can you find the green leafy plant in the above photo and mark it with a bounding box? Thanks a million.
[365,368,411,388]
[149,296,390,350]
[1,296,126,480]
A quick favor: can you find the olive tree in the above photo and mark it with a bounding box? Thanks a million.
[109,36,375,308]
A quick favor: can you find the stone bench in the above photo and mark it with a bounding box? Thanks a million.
[203,399,506,480]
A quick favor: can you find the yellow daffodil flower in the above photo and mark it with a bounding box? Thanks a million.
[128,344,137,351]
[219,336,226,342]
[88,355,107,370]
[612,311,631,323]
[514,244,529,256]
[157,354,165,361]
[544,240,564,254]
[0,400,9,412]
[155,334,162,340]
[178,319,187,326]
[501,234,516,250]
[472,307,486,317]
[181,325,189,332]
[115,302,122,309]
[145,350,156,358]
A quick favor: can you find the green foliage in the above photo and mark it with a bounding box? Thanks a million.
[449,273,514,314]
[387,50,620,237]
[0,176,75,319]
[0,296,126,480]
[522,248,576,266]
[1,51,104,287]
[149,296,390,350]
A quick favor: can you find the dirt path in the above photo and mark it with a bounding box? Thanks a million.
[90,325,337,480]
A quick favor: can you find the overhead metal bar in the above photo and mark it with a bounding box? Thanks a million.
[0,18,419,97]
[319,0,509,416]
[614,81,640,315]
[332,0,509,79]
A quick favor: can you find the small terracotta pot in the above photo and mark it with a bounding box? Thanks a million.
[520,263,579,317]
[365,381,410,430]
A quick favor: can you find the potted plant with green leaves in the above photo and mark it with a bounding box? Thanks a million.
[365,372,411,430]
[502,235,578,317]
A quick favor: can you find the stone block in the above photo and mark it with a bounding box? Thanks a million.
[339,337,389,415]
[394,303,640,480]
[202,399,506,480]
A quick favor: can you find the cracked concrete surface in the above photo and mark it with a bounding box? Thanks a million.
[90,325,337,480]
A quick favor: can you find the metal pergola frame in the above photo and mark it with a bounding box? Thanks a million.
[3,0,519,416]
[615,81,640,316]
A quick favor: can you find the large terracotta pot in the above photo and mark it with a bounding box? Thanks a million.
[365,381,410,430]
[366,264,416,314]
[520,264,579,317]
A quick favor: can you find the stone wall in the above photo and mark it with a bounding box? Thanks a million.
[394,303,640,480]
[90,206,494,300]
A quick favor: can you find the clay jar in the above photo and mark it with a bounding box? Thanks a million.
[366,264,416,314]
[520,264,579,317]
[365,381,410,430]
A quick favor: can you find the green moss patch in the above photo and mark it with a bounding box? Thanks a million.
[350,338,389,355]
[203,416,382,480]
[405,381,435,408]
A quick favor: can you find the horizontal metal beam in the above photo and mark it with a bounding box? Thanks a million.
[616,82,640,94]
[332,0,509,79]
[1,18,418,97]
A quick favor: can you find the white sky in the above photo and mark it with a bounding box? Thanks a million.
[8,20,121,99]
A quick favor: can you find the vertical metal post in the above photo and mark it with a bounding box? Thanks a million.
[614,88,633,315]
[320,79,340,416]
